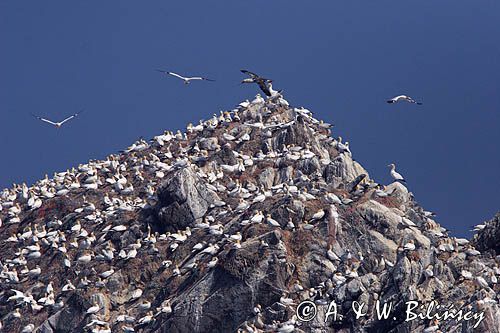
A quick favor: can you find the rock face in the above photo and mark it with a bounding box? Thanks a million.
[472,212,500,254]
[155,167,220,231]
[0,95,499,333]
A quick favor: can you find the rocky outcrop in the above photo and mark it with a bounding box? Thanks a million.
[472,212,500,255]
[0,95,499,333]
[155,167,220,231]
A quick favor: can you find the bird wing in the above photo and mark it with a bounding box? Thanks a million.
[241,69,272,81]
[406,97,423,105]
[241,69,259,78]
[256,79,272,96]
[32,114,58,126]
[188,77,215,82]
[59,111,82,125]
[167,72,187,80]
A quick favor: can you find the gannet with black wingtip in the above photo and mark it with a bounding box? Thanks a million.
[156,69,215,84]
[387,95,422,105]
[32,110,83,128]
[388,163,406,183]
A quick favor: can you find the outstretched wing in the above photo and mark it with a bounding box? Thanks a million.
[241,69,259,79]
[406,97,423,105]
[256,79,272,96]
[60,110,83,125]
[156,69,187,80]
[166,72,187,80]
[32,114,58,126]
[188,77,215,82]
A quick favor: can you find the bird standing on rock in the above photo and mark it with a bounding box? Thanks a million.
[388,163,406,183]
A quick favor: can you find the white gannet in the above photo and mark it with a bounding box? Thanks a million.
[403,240,416,251]
[266,214,280,227]
[472,224,486,232]
[156,69,214,84]
[387,95,422,105]
[250,210,264,224]
[388,163,406,183]
[86,302,100,314]
[32,110,83,128]
[207,257,218,268]
[310,209,325,221]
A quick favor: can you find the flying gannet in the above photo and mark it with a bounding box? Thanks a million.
[32,110,83,128]
[156,69,215,84]
[240,69,273,96]
[387,95,422,105]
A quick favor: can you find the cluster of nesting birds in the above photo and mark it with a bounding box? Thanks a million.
[0,72,497,333]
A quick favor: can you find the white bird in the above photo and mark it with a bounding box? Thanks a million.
[86,302,100,314]
[21,324,35,333]
[310,209,325,221]
[388,163,406,183]
[266,214,280,227]
[387,95,422,105]
[250,211,264,224]
[156,69,214,84]
[32,110,83,128]
[207,257,218,268]
[472,224,486,232]
[403,240,416,251]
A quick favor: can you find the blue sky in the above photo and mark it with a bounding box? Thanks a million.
[1,1,499,237]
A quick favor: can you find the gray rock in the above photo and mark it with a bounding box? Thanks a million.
[155,167,220,230]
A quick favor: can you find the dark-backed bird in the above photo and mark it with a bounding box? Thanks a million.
[240,69,273,96]
[156,70,215,84]
[32,111,83,128]
[387,95,422,105]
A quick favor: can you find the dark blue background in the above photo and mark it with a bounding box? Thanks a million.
[1,1,499,237]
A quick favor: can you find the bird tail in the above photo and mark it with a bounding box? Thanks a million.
[416,102,423,105]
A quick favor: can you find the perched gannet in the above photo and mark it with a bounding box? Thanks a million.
[207,257,218,268]
[266,214,280,227]
[472,224,486,232]
[388,163,406,183]
[156,69,214,84]
[403,240,416,251]
[86,302,100,314]
[279,293,295,306]
[386,95,422,105]
[138,311,154,325]
[250,210,264,224]
[310,209,325,221]
[32,110,83,128]
[21,324,35,333]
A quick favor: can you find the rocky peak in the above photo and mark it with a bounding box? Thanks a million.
[0,94,499,333]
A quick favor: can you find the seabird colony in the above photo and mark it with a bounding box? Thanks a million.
[1,71,496,332]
